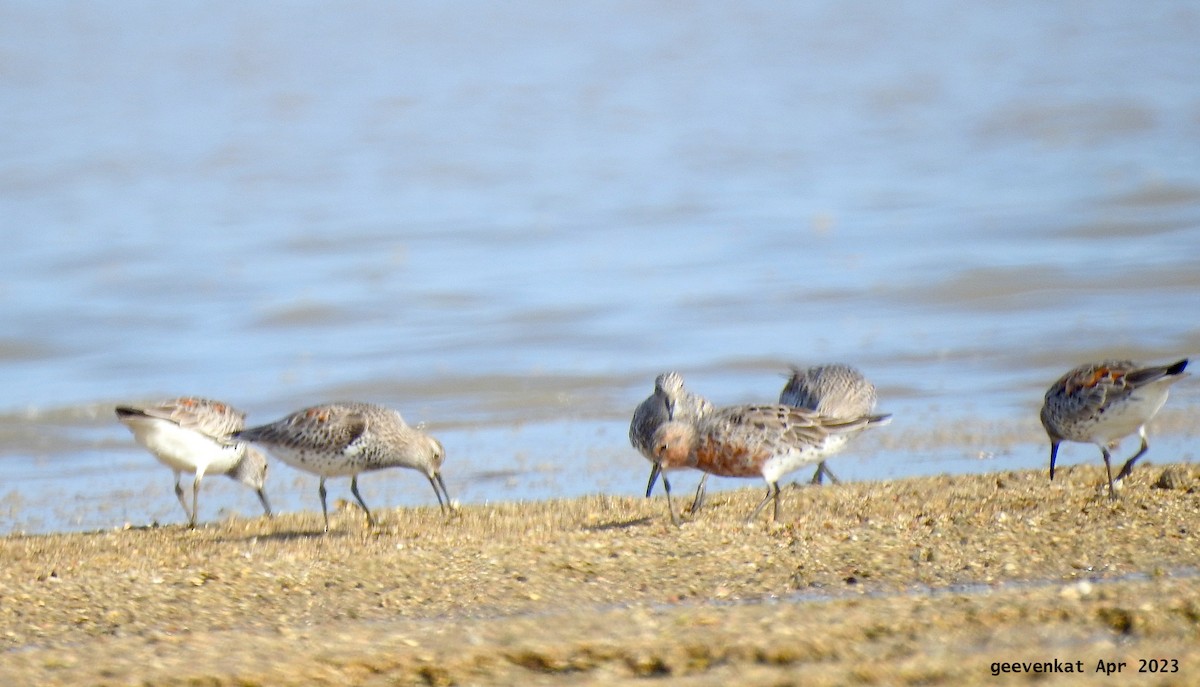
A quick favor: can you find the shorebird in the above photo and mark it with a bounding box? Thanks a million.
[234,401,450,531]
[630,372,714,524]
[1040,358,1189,499]
[115,397,272,527]
[651,404,891,523]
[779,363,878,485]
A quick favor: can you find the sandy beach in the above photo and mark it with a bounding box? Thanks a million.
[4,4,1198,685]
[2,464,1198,686]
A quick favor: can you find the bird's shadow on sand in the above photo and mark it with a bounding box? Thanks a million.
[230,529,337,542]
[582,516,654,531]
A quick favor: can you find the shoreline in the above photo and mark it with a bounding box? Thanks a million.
[6,403,1198,538]
[2,465,1199,685]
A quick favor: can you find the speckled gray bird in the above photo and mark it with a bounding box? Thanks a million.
[115,397,271,527]
[779,363,878,485]
[234,402,450,531]
[1040,358,1189,499]
[630,372,714,524]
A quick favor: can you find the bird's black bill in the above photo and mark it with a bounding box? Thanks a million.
[646,463,662,498]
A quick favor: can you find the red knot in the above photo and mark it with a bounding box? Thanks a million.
[630,372,714,524]
[652,404,891,524]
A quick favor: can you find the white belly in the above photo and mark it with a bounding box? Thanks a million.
[124,416,243,476]
[760,434,846,484]
[1091,387,1171,444]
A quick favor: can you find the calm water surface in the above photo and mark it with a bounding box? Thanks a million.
[2,2,1199,533]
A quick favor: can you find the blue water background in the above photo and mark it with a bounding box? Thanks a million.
[2,2,1198,533]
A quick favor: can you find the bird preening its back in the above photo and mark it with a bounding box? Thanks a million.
[778,363,878,485]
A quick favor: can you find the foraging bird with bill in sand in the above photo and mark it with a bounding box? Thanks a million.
[234,401,451,532]
[115,397,272,528]
[651,404,891,524]
[630,371,714,524]
[1040,358,1189,499]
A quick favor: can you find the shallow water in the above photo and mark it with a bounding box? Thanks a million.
[2,1,1198,534]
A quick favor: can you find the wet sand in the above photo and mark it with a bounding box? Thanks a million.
[2,465,1199,686]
